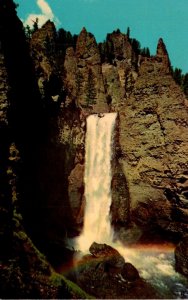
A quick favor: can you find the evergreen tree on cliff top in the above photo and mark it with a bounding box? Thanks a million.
[86,69,96,107]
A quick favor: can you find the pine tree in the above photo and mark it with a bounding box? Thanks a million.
[126,26,130,39]
[86,69,96,107]
[76,70,83,95]
[173,68,182,86]
[183,73,188,98]
[32,17,39,33]
[140,47,150,57]
[106,34,115,63]
[98,42,106,63]
[130,38,141,55]
[24,25,32,40]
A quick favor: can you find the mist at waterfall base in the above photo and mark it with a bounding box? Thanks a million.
[66,113,188,298]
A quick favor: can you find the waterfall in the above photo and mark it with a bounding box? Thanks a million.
[70,113,188,299]
[75,113,117,252]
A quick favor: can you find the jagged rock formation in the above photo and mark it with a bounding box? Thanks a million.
[64,27,108,112]
[28,19,188,244]
[118,38,188,239]
[102,31,137,107]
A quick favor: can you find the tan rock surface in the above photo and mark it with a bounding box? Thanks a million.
[118,39,188,235]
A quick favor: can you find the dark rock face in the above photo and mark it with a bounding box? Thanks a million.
[0,52,9,125]
[0,218,91,299]
[27,22,87,243]
[68,162,85,226]
[0,0,44,261]
[175,235,188,276]
[0,2,92,299]
[70,242,158,299]
[0,50,12,259]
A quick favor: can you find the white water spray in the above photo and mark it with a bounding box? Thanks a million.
[75,113,117,252]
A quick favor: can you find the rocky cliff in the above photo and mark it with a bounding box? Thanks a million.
[1,3,188,296]
[118,38,188,240]
[28,21,188,244]
[2,0,188,296]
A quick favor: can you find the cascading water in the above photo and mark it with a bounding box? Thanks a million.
[75,113,117,252]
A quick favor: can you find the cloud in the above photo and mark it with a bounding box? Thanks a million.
[24,0,60,28]
[37,0,53,16]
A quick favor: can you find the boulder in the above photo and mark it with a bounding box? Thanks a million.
[72,243,158,299]
[89,242,125,271]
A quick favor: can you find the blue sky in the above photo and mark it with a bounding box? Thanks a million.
[16,0,188,73]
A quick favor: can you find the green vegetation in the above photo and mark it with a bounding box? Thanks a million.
[24,21,78,58]
[0,209,93,299]
[172,67,188,98]
[140,47,150,57]
[24,18,38,39]
[86,69,97,107]
[56,28,78,58]
[98,36,115,64]
[98,27,150,64]
[126,26,130,39]
[130,38,150,57]
[58,276,94,299]
[76,70,84,104]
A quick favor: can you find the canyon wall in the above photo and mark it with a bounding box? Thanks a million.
[1,1,188,289]
[118,39,188,240]
[28,21,188,244]
[1,9,188,261]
